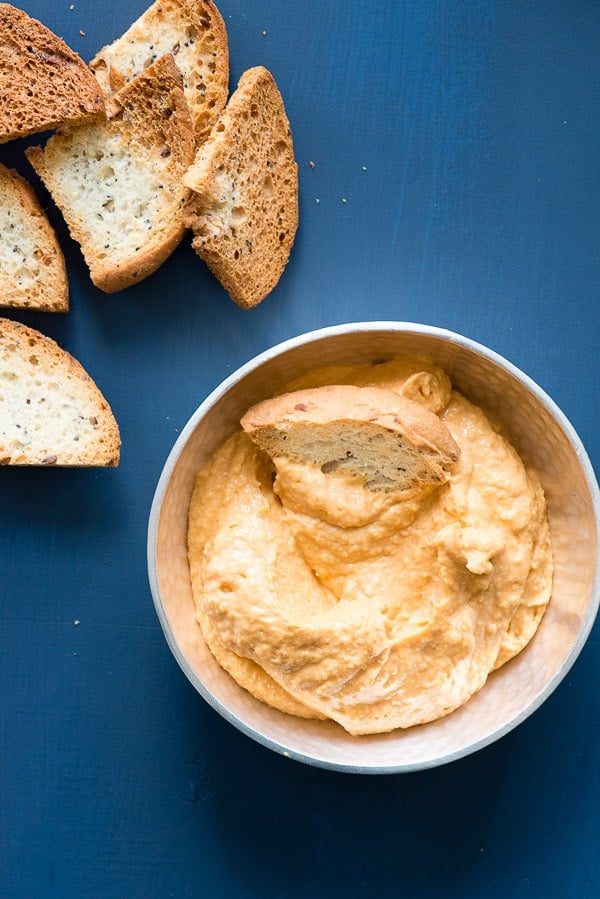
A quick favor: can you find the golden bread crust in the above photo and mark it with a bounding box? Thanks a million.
[0,3,104,143]
[184,66,298,308]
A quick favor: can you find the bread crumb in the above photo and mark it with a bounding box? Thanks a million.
[315,198,320,204]
[342,197,347,203]
[262,30,267,36]
[79,30,85,36]
[74,620,80,626]
[362,165,367,171]
[309,160,315,168]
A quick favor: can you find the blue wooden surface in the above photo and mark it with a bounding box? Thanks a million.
[1,1,599,896]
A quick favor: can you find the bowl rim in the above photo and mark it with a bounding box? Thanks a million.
[147,321,600,773]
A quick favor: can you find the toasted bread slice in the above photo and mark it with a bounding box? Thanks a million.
[0,3,104,144]
[0,163,68,312]
[184,66,298,309]
[26,54,195,293]
[241,385,460,492]
[90,0,229,144]
[0,318,120,466]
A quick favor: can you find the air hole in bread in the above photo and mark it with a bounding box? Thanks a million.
[274,139,288,160]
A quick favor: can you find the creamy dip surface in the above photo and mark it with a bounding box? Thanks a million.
[187,356,553,735]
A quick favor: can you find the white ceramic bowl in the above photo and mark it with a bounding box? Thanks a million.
[147,322,600,773]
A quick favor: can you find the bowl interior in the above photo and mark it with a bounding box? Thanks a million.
[149,324,600,772]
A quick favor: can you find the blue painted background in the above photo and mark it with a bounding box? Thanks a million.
[1,1,598,896]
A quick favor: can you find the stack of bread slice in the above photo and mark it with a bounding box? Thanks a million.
[0,0,299,463]
[86,0,297,306]
[26,0,230,293]
[1,0,297,305]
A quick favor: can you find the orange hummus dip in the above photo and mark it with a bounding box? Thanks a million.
[187,356,553,735]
